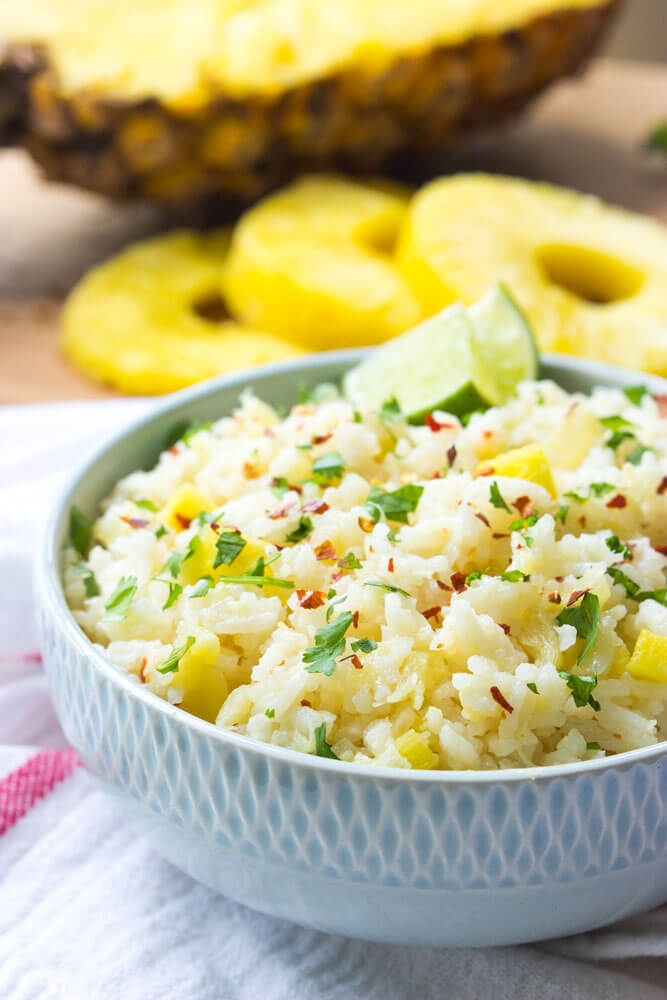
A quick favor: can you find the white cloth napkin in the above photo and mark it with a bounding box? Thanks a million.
[1,399,666,1000]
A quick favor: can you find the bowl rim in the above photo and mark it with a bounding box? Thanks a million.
[38,348,667,786]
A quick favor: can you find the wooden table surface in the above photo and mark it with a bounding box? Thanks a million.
[1,58,666,405]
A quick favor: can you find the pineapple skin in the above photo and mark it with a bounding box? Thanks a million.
[0,2,619,214]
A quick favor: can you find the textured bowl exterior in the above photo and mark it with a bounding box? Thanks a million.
[36,351,667,946]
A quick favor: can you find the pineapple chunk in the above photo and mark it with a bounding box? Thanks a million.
[543,405,602,470]
[176,629,227,724]
[224,176,421,350]
[478,444,556,498]
[396,729,439,770]
[162,484,212,531]
[179,529,267,585]
[627,630,667,684]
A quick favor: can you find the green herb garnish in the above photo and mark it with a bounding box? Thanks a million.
[365,483,423,524]
[157,635,195,674]
[380,396,402,421]
[625,444,652,466]
[338,552,362,570]
[606,565,640,597]
[213,531,246,568]
[271,477,290,498]
[155,525,167,540]
[69,506,93,557]
[465,568,489,584]
[135,499,159,512]
[606,535,632,560]
[313,722,339,759]
[556,592,600,665]
[500,569,529,583]
[527,682,539,694]
[558,669,600,711]
[351,638,377,653]
[589,482,614,498]
[190,575,214,598]
[72,563,100,598]
[182,420,213,445]
[489,482,512,514]
[555,504,569,525]
[103,575,138,622]
[624,385,649,406]
[265,708,275,719]
[303,611,354,676]
[155,578,183,610]
[311,452,346,484]
[286,516,313,544]
[586,741,602,752]
[364,581,410,596]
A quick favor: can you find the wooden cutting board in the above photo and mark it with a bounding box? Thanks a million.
[1,58,665,405]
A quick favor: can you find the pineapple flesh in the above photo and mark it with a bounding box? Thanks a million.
[62,230,303,395]
[0,0,619,211]
[397,174,667,375]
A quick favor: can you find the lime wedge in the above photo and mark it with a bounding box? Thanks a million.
[343,283,538,422]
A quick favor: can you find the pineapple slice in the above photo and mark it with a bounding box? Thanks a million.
[543,406,602,470]
[395,729,439,770]
[162,484,212,532]
[398,174,667,375]
[223,176,422,349]
[174,629,227,724]
[179,529,266,586]
[626,630,667,684]
[62,230,304,395]
[477,444,557,498]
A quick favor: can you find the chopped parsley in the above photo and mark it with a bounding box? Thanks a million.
[326,593,347,622]
[387,527,402,543]
[564,491,588,504]
[286,516,313,544]
[303,611,354,676]
[607,430,635,451]
[103,575,138,622]
[338,552,362,570]
[586,741,602,752]
[135,499,159,512]
[556,592,600,664]
[220,571,293,590]
[500,569,529,583]
[160,535,200,579]
[600,415,635,434]
[72,563,100,598]
[69,506,93,557]
[623,385,649,406]
[353,410,363,424]
[189,575,214,598]
[606,566,640,597]
[625,444,653,466]
[363,581,410,596]
[380,396,402,421]
[181,420,213,445]
[558,669,600,711]
[364,483,423,524]
[465,568,489,584]
[636,589,667,607]
[351,638,377,653]
[213,531,246,568]
[296,442,313,451]
[527,682,539,695]
[270,477,290,498]
[489,482,512,514]
[606,535,632,560]
[155,578,183,610]
[265,708,275,719]
[313,722,339,760]
[157,635,195,674]
[555,504,569,525]
[155,525,168,540]
[508,512,539,532]
[588,482,614,498]
[310,451,346,484]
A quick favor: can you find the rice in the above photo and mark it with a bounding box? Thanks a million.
[65,379,667,769]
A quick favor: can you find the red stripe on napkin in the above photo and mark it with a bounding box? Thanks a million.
[0,749,80,835]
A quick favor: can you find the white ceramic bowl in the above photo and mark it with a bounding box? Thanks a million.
[36,351,667,947]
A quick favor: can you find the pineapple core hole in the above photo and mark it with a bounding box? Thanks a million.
[537,244,643,304]
[192,291,233,324]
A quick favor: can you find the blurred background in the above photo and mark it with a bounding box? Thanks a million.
[607,0,665,60]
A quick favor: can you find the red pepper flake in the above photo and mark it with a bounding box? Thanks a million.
[312,433,332,445]
[566,401,579,418]
[209,521,220,533]
[446,444,457,468]
[654,394,667,418]
[296,589,326,609]
[657,477,667,496]
[139,657,148,683]
[358,516,375,533]
[606,494,627,509]
[450,571,467,593]
[300,699,312,707]
[490,686,514,714]
[331,570,344,582]
[269,503,294,520]
[263,427,276,438]
[430,471,443,480]
[121,516,150,530]
[387,557,395,573]
[547,591,562,604]
[436,579,452,591]
[315,541,337,561]
[425,414,455,432]
[352,611,360,628]
[578,516,587,528]
[475,512,491,528]
[655,544,667,557]
[175,513,191,531]
[498,623,511,635]
[512,496,534,517]
[422,606,442,619]
[302,499,329,514]
[492,532,509,539]
[478,464,494,477]
[351,654,364,670]
[567,588,590,607]
[483,429,493,439]
[168,445,180,456]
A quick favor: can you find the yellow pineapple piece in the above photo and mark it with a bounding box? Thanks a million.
[62,230,304,395]
[224,176,421,349]
[478,444,556,498]
[626,631,667,684]
[179,529,266,585]
[398,174,667,375]
[175,629,227,724]
[543,406,602,470]
[396,729,439,770]
[162,484,212,532]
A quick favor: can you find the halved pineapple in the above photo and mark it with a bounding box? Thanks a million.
[397,174,667,375]
[0,1,618,211]
[62,230,303,394]
[223,176,421,349]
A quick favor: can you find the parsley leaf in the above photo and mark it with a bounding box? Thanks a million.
[500,569,529,582]
[624,385,649,406]
[161,549,184,579]
[564,491,587,504]
[636,589,667,607]
[589,482,614,498]
[155,525,168,540]
[270,477,290,498]
[509,512,539,532]
[364,581,410,597]
[558,669,600,711]
[190,575,214,598]
[556,592,600,664]
[286,516,313,544]
[625,444,652,466]
[606,566,640,597]
[213,532,246,568]
[606,535,632,560]
[338,552,362,570]
[380,396,402,421]
[600,415,635,433]
[182,420,213,445]
[527,682,539,694]
[326,594,346,622]
[606,430,635,451]
[311,452,345,484]
[313,722,339,759]
[387,527,402,543]
[489,482,511,514]
[364,483,423,524]
[69,506,93,557]
[303,612,354,676]
[135,499,159,512]
[586,741,602,751]
[265,708,275,718]
[72,563,100,598]
[555,504,569,525]
[351,638,377,653]
[155,578,183,610]
[103,576,138,622]
[220,572,293,590]
[465,568,489,584]
[157,635,195,674]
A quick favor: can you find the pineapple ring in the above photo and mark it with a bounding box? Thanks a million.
[223,176,422,350]
[62,230,304,394]
[397,174,667,376]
